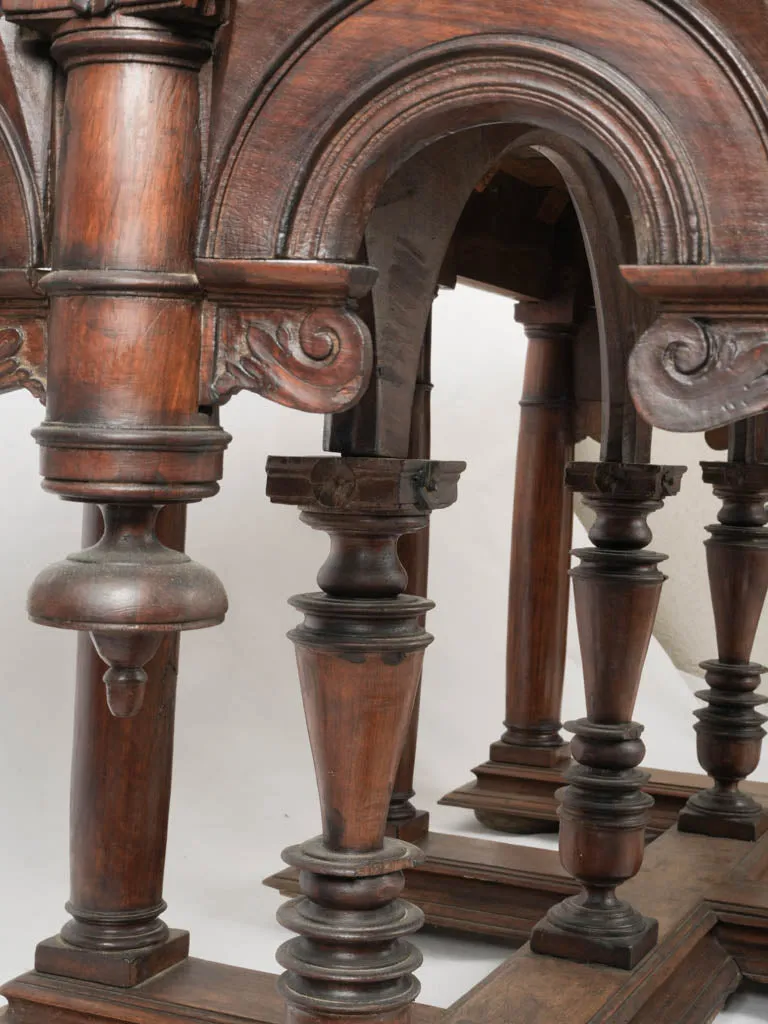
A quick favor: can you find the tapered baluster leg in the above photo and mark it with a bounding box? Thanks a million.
[531,462,684,970]
[679,450,768,841]
[34,505,189,987]
[266,456,463,1023]
[388,327,432,844]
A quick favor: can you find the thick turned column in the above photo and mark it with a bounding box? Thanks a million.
[679,454,768,841]
[488,314,574,799]
[18,6,228,985]
[35,505,188,985]
[531,462,684,969]
[387,329,432,844]
[266,456,463,1023]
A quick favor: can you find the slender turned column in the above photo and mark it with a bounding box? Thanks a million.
[387,327,432,843]
[490,316,574,785]
[266,456,463,1023]
[36,505,188,985]
[531,462,684,970]
[679,432,768,841]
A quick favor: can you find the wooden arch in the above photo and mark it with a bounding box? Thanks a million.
[0,26,47,399]
[203,0,768,433]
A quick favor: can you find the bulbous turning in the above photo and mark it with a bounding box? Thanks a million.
[28,503,228,717]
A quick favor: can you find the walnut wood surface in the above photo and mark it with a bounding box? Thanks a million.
[4,1,768,1021]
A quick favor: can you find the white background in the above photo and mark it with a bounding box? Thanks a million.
[0,284,766,1019]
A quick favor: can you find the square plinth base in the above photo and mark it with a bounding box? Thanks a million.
[385,808,430,844]
[678,807,768,843]
[489,739,571,770]
[530,915,659,970]
[34,929,190,987]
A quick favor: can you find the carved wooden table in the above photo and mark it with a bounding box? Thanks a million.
[2,1,768,1022]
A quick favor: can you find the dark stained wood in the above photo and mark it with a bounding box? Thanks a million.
[442,765,768,842]
[387,321,433,845]
[34,505,189,986]
[14,9,231,719]
[444,827,747,1023]
[1,960,444,1024]
[531,462,685,969]
[265,456,463,1021]
[265,830,575,944]
[441,134,655,836]
[6,1,768,1022]
[679,423,768,841]
[489,298,575,788]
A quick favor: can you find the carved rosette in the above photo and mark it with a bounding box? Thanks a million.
[198,259,375,414]
[624,266,768,433]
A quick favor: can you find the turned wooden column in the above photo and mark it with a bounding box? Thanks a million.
[439,294,578,834]
[490,310,574,778]
[266,456,463,1023]
[387,327,432,843]
[680,420,768,841]
[18,4,228,986]
[531,462,684,969]
[35,504,188,985]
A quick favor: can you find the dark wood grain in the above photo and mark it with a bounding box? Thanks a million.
[531,462,684,969]
[680,423,768,841]
[266,456,463,1021]
[6,1,768,1021]
[34,505,189,986]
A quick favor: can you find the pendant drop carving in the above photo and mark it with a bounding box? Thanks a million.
[28,504,227,718]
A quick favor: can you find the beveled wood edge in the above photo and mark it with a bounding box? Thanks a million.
[1,960,443,1024]
[439,763,764,841]
[195,258,378,301]
[7,829,768,1024]
[621,264,768,302]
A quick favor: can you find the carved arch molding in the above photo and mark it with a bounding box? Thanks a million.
[3,0,768,429]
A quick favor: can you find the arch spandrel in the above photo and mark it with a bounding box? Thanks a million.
[0,20,48,401]
[207,0,768,267]
[204,0,768,432]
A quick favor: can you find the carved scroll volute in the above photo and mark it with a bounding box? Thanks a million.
[624,266,768,432]
[0,313,47,402]
[197,259,375,414]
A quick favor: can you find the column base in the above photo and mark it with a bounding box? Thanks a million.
[530,901,658,970]
[10,826,768,1024]
[34,929,189,987]
[679,803,768,842]
[491,737,571,770]
[441,763,768,839]
[386,808,430,843]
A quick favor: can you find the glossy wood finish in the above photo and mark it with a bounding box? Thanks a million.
[531,462,684,969]
[34,505,188,986]
[387,325,433,845]
[265,456,463,1022]
[11,828,768,1024]
[680,420,768,841]
[18,7,230,719]
[492,302,574,777]
[5,0,768,1021]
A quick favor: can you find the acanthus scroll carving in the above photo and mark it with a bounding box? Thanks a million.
[628,314,768,433]
[0,322,46,402]
[210,305,372,413]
